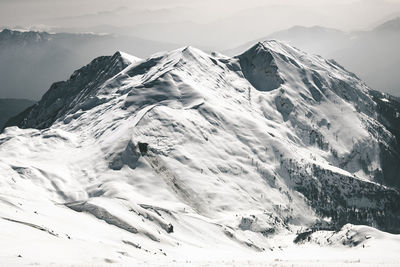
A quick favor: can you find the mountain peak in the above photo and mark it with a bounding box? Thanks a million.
[173,45,211,60]
[114,51,142,65]
[237,41,284,91]
[5,50,136,129]
[240,39,312,64]
[238,39,374,111]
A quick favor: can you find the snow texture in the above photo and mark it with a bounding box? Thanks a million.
[1,41,400,266]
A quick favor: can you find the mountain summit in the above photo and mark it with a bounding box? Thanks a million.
[1,41,400,265]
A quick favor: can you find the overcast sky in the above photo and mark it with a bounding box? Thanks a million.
[1,0,400,48]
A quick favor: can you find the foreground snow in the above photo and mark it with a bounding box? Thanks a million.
[1,209,399,266]
[1,219,399,266]
[1,41,400,265]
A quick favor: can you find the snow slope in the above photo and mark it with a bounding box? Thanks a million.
[225,18,400,97]
[1,41,400,265]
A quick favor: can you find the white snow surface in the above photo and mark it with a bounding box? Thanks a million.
[0,41,399,266]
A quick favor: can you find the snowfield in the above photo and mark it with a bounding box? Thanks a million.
[1,41,400,266]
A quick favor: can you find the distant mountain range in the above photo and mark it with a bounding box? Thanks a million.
[0,29,179,100]
[226,17,400,96]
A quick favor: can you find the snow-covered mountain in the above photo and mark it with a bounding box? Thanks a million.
[1,41,400,265]
[226,18,400,96]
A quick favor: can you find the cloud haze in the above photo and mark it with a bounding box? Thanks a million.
[1,0,400,48]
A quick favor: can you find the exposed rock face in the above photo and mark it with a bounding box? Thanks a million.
[5,51,139,129]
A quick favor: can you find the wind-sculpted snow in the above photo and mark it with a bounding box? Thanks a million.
[1,41,400,265]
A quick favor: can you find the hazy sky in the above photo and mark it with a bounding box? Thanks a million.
[1,0,400,48]
[2,0,400,26]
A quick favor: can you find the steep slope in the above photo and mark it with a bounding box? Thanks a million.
[226,19,400,96]
[0,98,35,129]
[1,41,400,265]
[4,51,140,129]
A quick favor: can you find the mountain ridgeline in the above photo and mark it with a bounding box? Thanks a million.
[226,17,400,97]
[4,51,137,129]
[2,41,400,251]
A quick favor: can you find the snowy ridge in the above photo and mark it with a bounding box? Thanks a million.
[1,41,400,265]
[5,51,141,129]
